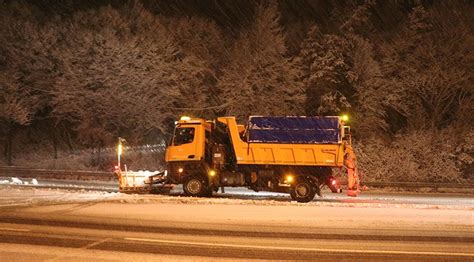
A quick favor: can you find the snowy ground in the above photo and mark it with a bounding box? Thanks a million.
[0,187,118,208]
[0,186,471,233]
[0,183,473,211]
[0,175,473,212]
[0,184,472,260]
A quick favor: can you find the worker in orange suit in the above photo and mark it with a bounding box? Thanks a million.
[344,145,359,197]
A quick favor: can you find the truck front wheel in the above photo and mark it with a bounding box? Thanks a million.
[183,176,208,197]
[290,178,316,203]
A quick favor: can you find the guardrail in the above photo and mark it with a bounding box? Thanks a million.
[0,166,472,192]
[0,166,116,181]
[363,181,473,190]
[361,181,473,193]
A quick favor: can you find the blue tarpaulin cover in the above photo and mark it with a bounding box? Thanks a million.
[247,116,340,144]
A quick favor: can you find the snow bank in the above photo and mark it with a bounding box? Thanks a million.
[11,177,23,185]
[0,177,40,186]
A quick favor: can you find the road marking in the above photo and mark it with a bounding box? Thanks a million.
[41,238,112,262]
[0,227,30,232]
[81,238,112,249]
[124,237,474,257]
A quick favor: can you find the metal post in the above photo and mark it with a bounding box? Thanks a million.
[117,137,123,170]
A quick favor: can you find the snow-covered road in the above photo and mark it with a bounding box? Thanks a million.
[0,186,472,232]
[0,182,473,210]
[0,186,472,260]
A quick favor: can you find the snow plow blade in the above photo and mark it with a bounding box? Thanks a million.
[115,170,172,194]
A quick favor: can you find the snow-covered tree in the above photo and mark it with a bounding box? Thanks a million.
[0,3,58,164]
[347,36,388,135]
[381,4,473,130]
[341,1,389,135]
[218,2,304,120]
[167,16,228,73]
[166,16,229,115]
[51,3,212,147]
[298,25,352,116]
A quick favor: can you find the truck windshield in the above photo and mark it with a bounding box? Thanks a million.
[173,127,195,146]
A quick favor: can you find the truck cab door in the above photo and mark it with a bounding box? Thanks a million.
[165,125,204,162]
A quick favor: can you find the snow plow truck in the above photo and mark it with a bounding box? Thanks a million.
[116,115,360,202]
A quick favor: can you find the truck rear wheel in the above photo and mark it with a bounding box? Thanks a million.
[290,178,316,203]
[183,176,208,197]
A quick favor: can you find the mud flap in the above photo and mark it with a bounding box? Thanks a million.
[315,184,322,197]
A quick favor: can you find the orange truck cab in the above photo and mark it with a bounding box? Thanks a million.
[165,116,356,202]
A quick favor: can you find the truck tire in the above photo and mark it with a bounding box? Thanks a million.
[183,176,208,197]
[290,178,316,203]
